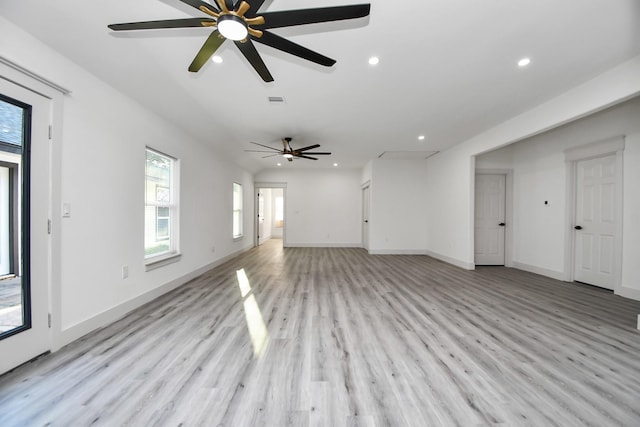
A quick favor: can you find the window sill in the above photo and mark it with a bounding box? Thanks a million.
[145,252,182,271]
[233,236,244,242]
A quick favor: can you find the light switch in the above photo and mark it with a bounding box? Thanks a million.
[62,203,71,218]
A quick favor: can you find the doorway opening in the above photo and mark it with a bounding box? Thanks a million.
[255,185,286,248]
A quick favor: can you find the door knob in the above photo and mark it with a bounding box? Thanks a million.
[498,222,505,226]
[574,225,583,230]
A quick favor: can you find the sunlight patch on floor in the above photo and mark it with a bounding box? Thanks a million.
[236,268,269,357]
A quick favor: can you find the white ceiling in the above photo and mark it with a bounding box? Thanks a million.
[2,0,639,173]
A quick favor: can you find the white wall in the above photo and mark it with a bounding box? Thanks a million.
[1,17,255,347]
[425,146,476,268]
[368,159,429,254]
[477,96,640,298]
[426,55,640,273]
[255,168,362,247]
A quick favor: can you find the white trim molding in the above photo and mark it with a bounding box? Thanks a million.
[424,250,475,270]
[284,243,362,248]
[512,261,566,282]
[369,249,427,255]
[0,56,71,95]
[564,135,625,161]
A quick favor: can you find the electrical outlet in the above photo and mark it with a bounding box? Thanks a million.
[122,265,129,279]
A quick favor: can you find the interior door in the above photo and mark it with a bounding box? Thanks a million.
[362,185,370,250]
[574,155,617,290]
[475,174,506,265]
[257,190,264,246]
[0,78,51,374]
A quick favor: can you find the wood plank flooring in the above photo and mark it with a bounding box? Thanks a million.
[1,239,639,426]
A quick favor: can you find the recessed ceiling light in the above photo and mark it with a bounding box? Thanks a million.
[277,162,282,166]
[212,55,223,64]
[333,163,339,167]
[418,135,425,140]
[368,56,379,65]
[518,57,531,67]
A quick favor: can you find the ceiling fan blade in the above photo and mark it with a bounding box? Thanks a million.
[296,155,319,160]
[257,4,371,29]
[108,18,215,31]
[299,152,331,155]
[254,31,335,67]
[178,0,220,13]
[188,30,226,72]
[296,144,320,152]
[245,150,280,153]
[234,39,274,82]
[244,0,268,17]
[250,142,281,151]
[261,154,282,158]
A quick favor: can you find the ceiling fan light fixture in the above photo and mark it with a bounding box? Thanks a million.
[283,153,294,159]
[217,14,248,41]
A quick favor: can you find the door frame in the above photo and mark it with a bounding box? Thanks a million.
[564,136,624,289]
[1,58,66,359]
[474,169,514,267]
[254,182,287,247]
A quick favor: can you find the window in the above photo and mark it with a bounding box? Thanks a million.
[233,182,243,239]
[145,148,178,261]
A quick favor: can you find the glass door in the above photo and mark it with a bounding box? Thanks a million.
[0,94,30,338]
[0,78,51,374]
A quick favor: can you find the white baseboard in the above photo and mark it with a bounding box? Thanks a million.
[368,249,428,255]
[284,243,362,248]
[424,250,474,270]
[616,286,640,302]
[511,261,566,281]
[57,245,253,349]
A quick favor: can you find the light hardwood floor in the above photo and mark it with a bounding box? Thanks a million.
[1,240,639,426]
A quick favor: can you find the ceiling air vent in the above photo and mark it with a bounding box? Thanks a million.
[268,96,285,103]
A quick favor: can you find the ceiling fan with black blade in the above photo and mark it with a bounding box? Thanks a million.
[108,0,371,82]
[246,138,331,161]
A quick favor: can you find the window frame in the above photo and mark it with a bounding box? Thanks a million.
[233,182,243,240]
[144,147,180,268]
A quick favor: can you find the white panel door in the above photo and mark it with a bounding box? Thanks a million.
[257,191,265,245]
[362,185,370,250]
[475,174,506,265]
[574,155,617,289]
[0,78,51,374]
